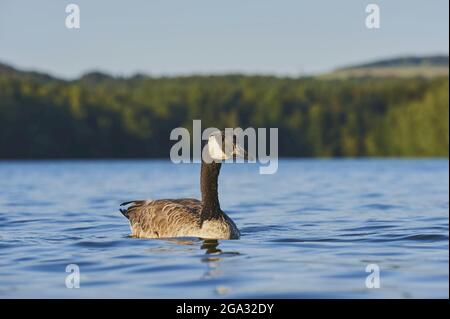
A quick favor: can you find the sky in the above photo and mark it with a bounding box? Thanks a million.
[0,0,448,79]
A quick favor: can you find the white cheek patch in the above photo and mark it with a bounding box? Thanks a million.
[208,135,228,160]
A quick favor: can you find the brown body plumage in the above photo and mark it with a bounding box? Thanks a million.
[120,198,240,239]
[120,131,249,240]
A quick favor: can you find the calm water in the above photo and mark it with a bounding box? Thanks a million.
[0,159,448,298]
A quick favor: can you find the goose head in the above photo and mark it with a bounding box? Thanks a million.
[205,130,253,162]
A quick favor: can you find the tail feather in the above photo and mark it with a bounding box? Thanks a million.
[119,208,129,218]
[120,200,148,206]
[119,200,147,219]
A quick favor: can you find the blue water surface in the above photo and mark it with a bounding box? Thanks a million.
[0,159,448,298]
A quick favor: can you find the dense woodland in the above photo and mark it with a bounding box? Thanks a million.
[0,62,448,158]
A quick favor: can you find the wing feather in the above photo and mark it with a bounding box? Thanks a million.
[120,199,202,238]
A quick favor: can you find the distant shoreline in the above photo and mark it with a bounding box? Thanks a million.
[1,57,448,159]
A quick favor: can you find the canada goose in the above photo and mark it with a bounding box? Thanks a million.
[120,131,251,239]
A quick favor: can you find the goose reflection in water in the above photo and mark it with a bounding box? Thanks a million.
[199,239,240,295]
[163,239,238,295]
[162,238,240,260]
[161,238,239,281]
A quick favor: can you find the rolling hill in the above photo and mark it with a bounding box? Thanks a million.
[322,55,449,79]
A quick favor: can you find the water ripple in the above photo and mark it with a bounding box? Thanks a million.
[0,159,448,298]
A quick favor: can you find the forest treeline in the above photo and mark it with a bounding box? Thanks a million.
[0,63,448,158]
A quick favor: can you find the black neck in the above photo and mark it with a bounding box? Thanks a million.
[200,158,222,221]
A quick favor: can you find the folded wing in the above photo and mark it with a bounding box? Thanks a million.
[120,199,202,238]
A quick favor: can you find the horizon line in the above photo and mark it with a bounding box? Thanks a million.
[1,52,448,81]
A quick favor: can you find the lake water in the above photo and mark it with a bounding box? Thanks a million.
[0,159,448,298]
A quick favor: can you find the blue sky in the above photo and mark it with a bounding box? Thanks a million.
[0,0,448,79]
